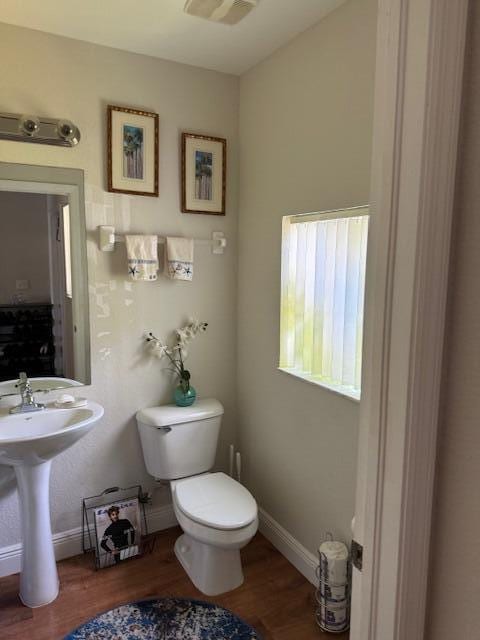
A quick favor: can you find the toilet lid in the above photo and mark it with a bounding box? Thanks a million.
[174,472,257,530]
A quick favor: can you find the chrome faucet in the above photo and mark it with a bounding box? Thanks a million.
[9,372,45,414]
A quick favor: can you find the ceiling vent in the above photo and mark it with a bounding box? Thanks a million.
[184,0,258,25]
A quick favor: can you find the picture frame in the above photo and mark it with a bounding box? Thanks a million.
[93,497,141,568]
[107,105,159,197]
[181,132,226,215]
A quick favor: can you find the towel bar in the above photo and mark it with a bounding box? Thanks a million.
[98,226,226,255]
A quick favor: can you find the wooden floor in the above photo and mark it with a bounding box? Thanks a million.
[0,528,349,640]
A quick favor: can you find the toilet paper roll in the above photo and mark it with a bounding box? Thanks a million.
[318,540,349,586]
[315,601,350,633]
[316,580,349,603]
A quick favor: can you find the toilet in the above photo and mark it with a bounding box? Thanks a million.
[136,398,258,596]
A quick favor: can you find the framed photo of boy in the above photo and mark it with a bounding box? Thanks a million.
[181,132,226,215]
[94,497,140,568]
[107,105,159,197]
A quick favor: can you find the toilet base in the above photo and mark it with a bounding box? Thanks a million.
[174,533,244,596]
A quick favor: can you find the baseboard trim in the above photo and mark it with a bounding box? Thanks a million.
[0,503,317,585]
[0,503,177,578]
[258,507,317,585]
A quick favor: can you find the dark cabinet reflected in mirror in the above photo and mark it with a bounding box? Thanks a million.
[0,163,90,385]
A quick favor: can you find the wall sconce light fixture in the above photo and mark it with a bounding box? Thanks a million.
[0,112,80,147]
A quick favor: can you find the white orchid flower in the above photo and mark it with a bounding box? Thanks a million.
[145,320,207,386]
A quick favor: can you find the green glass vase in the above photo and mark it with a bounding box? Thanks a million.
[174,383,197,407]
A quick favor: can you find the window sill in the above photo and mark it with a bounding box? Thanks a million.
[277,367,360,403]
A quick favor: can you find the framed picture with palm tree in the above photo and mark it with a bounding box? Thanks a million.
[181,132,226,215]
[107,105,159,197]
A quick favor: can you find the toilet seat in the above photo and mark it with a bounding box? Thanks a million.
[173,501,258,551]
[173,472,257,530]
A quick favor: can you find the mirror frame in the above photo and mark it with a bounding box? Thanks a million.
[0,162,91,385]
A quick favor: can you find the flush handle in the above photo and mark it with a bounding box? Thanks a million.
[156,426,172,434]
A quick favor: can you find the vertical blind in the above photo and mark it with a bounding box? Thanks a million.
[279,207,369,398]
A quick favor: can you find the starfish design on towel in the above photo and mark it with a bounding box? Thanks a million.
[184,266,192,276]
[129,266,138,276]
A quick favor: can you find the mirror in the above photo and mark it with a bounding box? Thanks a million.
[0,162,90,385]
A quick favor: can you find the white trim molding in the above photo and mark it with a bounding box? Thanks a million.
[0,503,177,578]
[0,503,319,588]
[0,504,319,589]
[351,1,468,639]
[258,507,317,585]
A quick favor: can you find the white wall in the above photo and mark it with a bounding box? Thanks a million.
[426,2,480,636]
[0,23,239,547]
[237,0,376,551]
[0,192,51,304]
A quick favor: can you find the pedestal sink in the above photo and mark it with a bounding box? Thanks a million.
[0,383,103,607]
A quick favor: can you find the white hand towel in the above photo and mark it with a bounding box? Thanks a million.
[165,237,194,281]
[125,235,158,281]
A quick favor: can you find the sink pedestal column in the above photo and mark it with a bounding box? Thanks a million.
[15,461,59,607]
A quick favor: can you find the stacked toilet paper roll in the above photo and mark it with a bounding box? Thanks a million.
[315,540,350,633]
[319,540,349,585]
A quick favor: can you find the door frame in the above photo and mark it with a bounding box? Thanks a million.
[351,1,469,638]
[47,195,74,377]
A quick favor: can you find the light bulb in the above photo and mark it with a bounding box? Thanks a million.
[19,115,40,136]
[57,119,80,145]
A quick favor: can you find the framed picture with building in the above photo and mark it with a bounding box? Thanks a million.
[181,132,226,215]
[107,105,159,197]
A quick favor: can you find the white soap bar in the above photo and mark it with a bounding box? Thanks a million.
[54,397,88,408]
[59,394,75,404]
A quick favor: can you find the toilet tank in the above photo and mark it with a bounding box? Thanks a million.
[136,398,224,480]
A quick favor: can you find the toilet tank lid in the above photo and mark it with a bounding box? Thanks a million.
[136,398,224,427]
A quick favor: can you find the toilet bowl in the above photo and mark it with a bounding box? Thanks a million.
[136,399,258,595]
[172,472,258,595]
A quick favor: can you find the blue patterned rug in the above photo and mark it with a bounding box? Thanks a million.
[64,598,261,639]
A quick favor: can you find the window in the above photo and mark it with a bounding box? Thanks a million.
[279,206,369,400]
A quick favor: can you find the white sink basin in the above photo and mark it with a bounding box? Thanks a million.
[0,403,103,466]
[0,379,104,608]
